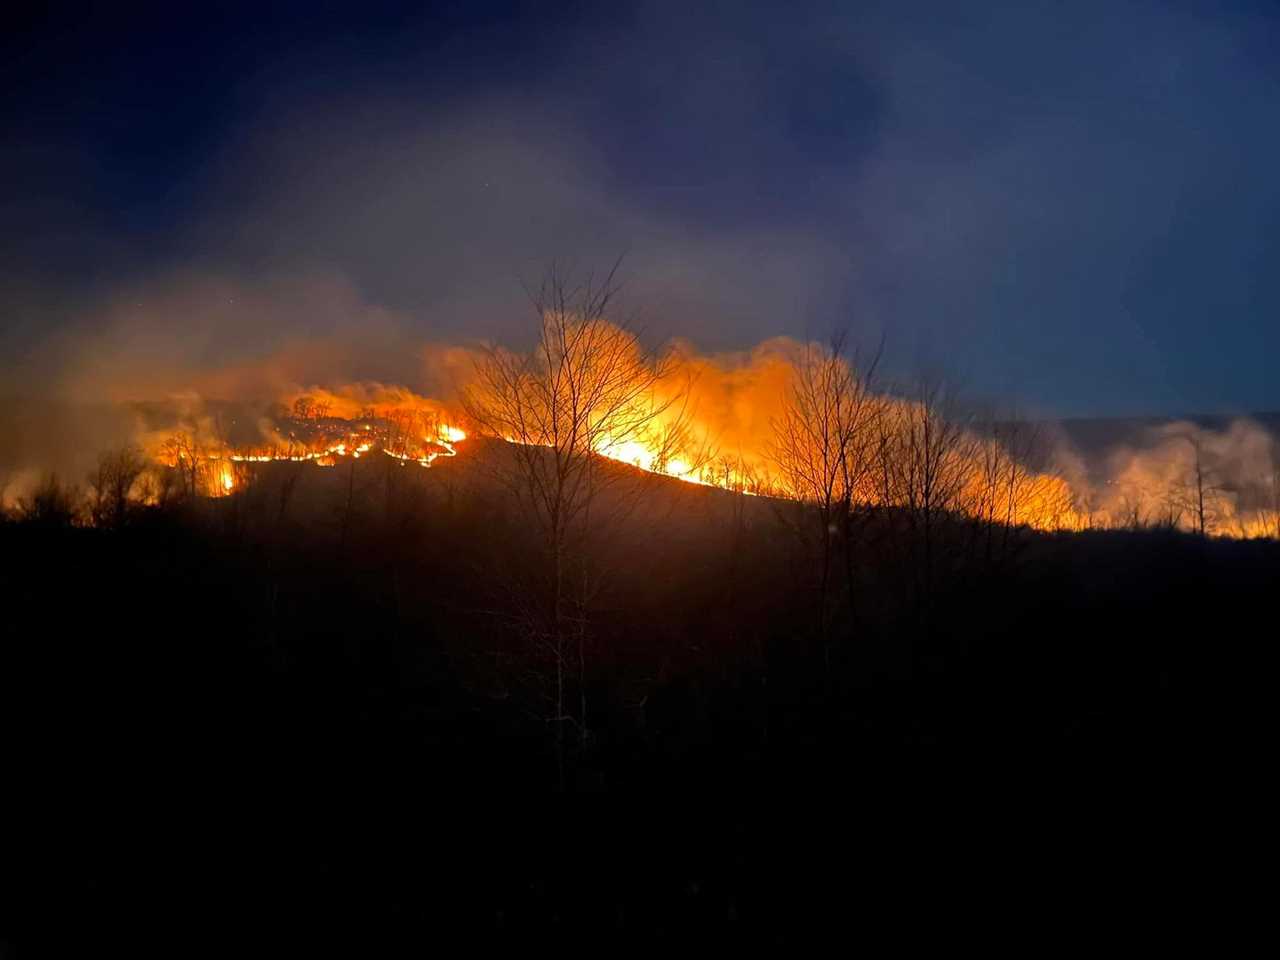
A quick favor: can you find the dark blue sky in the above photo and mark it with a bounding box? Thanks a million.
[4,0,1279,415]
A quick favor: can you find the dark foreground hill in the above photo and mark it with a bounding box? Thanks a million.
[1,446,1272,952]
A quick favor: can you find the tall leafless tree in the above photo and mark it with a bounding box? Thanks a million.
[1177,431,1222,537]
[876,377,975,622]
[965,411,1072,562]
[1264,457,1280,540]
[87,445,147,529]
[463,261,685,785]
[769,332,881,668]
[162,429,205,499]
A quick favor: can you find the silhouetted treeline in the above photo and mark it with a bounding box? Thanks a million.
[1,451,1270,952]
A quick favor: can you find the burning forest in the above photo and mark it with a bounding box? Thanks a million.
[8,2,1279,950]
[4,280,1278,541]
[143,394,468,500]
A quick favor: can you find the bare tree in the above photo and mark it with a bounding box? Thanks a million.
[463,261,685,785]
[87,445,147,529]
[769,333,881,665]
[1114,485,1153,531]
[291,396,331,421]
[965,411,1072,561]
[1263,458,1280,540]
[876,377,975,619]
[1155,485,1185,531]
[162,429,205,499]
[17,473,81,528]
[1176,432,1222,537]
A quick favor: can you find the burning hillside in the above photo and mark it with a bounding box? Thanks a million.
[137,395,467,499]
[2,278,1278,539]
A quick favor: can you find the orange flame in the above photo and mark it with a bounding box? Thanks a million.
[122,339,1277,539]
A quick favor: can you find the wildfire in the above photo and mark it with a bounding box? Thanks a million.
[121,336,1276,539]
[593,438,701,484]
[147,395,469,497]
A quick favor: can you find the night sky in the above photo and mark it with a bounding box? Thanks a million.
[4,1,1279,416]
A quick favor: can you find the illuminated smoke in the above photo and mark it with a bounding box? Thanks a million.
[1,277,1276,537]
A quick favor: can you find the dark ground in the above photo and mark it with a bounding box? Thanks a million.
[0,456,1270,953]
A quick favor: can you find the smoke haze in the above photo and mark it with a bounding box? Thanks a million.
[4,2,1280,526]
